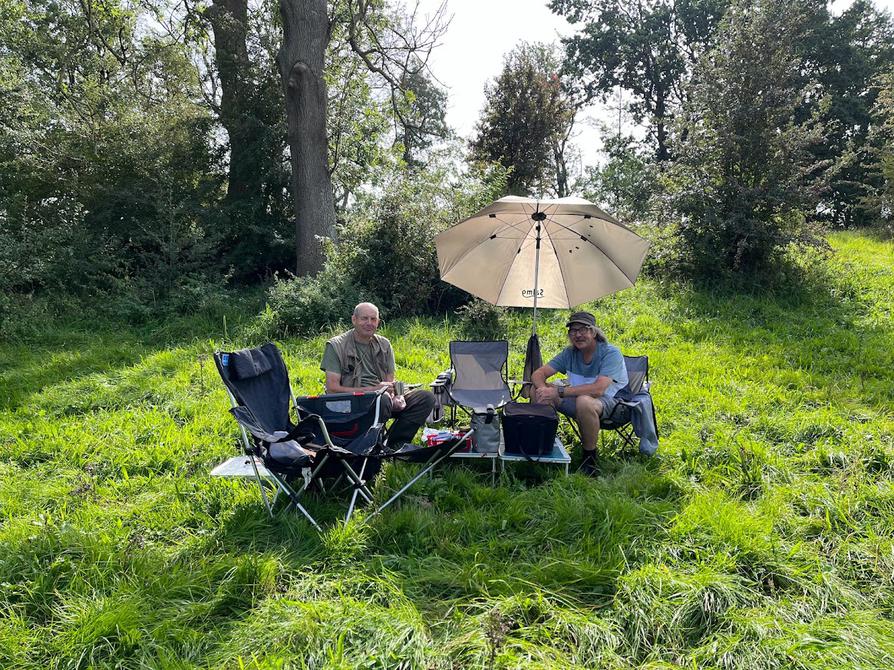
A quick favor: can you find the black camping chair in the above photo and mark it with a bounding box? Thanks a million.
[215,343,387,526]
[441,340,513,424]
[599,355,659,453]
[295,393,475,517]
[293,392,388,522]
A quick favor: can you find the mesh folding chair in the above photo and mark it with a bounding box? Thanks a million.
[560,355,659,455]
[214,343,387,526]
[600,355,658,451]
[445,340,513,420]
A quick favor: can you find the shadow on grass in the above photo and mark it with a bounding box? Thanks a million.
[0,296,265,411]
[200,452,683,616]
[361,458,683,609]
[0,337,151,411]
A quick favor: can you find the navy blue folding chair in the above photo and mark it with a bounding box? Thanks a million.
[215,343,386,525]
[215,342,474,524]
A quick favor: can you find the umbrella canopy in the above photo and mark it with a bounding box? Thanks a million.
[436,196,650,310]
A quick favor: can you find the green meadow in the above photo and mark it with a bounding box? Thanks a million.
[2,231,893,669]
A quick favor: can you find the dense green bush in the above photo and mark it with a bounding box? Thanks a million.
[247,158,510,336]
[667,0,827,279]
[454,299,508,340]
[330,158,509,317]
[251,267,362,338]
[862,67,894,236]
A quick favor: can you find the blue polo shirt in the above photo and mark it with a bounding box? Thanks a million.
[548,342,628,398]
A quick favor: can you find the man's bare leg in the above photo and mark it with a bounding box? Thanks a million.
[575,395,604,475]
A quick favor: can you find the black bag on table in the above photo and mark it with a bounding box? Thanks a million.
[501,402,558,457]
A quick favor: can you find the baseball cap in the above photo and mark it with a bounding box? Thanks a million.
[565,311,596,328]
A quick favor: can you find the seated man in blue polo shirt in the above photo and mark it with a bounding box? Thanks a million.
[530,311,628,476]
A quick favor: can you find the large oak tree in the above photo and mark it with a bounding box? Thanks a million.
[277,0,445,275]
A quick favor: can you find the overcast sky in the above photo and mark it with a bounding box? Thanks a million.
[417,0,894,169]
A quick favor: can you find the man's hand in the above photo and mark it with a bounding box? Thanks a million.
[374,380,406,411]
[534,385,560,404]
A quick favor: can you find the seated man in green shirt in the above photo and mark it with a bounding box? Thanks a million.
[321,302,435,448]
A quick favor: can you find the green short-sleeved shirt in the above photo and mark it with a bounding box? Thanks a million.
[321,339,395,388]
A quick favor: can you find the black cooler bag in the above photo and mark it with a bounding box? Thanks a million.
[502,402,558,456]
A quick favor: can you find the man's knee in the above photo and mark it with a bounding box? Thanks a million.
[411,389,436,411]
[399,388,434,419]
[575,395,603,424]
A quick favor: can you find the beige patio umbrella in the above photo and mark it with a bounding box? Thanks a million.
[437,195,650,396]
[436,195,651,332]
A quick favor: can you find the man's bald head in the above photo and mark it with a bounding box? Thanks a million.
[353,302,380,318]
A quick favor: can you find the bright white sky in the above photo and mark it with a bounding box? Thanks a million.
[417,0,894,169]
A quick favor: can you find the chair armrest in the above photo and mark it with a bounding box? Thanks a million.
[429,369,453,388]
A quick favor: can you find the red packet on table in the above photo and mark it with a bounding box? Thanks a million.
[423,428,472,451]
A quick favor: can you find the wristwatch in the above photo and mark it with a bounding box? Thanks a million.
[557,385,565,398]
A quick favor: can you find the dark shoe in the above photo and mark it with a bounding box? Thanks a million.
[579,452,600,477]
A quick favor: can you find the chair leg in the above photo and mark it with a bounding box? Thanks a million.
[240,427,276,517]
[247,454,274,517]
[372,435,472,515]
[601,424,637,453]
[561,414,582,450]
[291,451,377,525]
[345,457,371,523]
[618,425,637,450]
[293,453,329,497]
[272,477,322,531]
[339,459,375,504]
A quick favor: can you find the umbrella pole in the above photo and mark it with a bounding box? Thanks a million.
[531,212,545,336]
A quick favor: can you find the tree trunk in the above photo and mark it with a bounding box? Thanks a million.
[278,0,335,276]
[655,88,670,162]
[553,141,569,198]
[207,0,264,204]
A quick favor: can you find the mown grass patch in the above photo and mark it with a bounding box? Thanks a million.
[1,231,893,667]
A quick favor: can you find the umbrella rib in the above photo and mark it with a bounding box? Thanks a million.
[544,214,639,284]
[473,213,531,304]
[489,215,534,238]
[542,218,575,306]
[441,214,531,281]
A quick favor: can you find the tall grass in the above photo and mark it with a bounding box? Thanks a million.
[1,232,892,668]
